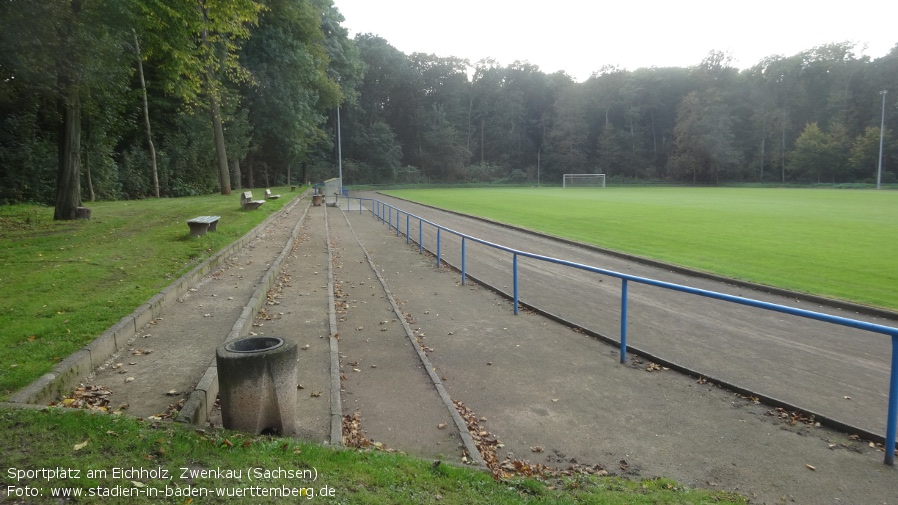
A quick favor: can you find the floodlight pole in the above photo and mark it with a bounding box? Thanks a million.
[337,105,343,193]
[877,90,887,190]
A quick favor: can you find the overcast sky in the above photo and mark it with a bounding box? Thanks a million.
[334,0,897,82]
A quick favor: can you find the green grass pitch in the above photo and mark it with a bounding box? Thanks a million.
[385,187,898,311]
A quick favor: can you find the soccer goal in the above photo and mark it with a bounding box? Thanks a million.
[563,173,606,188]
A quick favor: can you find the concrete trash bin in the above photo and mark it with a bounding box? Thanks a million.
[216,337,297,435]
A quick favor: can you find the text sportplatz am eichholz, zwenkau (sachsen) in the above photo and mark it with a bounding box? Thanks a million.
[6,465,337,500]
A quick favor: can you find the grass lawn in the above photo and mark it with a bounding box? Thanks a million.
[0,408,745,504]
[384,187,898,311]
[0,188,298,398]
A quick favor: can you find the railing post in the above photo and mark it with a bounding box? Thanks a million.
[886,333,898,465]
[406,214,410,244]
[419,219,423,254]
[437,228,441,268]
[461,237,466,285]
[620,279,628,363]
[396,211,400,236]
[513,253,519,315]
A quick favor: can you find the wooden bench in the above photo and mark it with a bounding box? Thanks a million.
[240,191,265,210]
[265,189,281,200]
[187,215,221,237]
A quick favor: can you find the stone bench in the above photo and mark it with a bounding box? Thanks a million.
[265,189,281,200]
[240,191,265,210]
[187,215,221,237]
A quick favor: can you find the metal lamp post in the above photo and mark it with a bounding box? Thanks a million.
[337,105,343,194]
[877,90,887,189]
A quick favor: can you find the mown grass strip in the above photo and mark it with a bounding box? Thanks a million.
[0,407,745,504]
[0,187,299,399]
[385,187,898,310]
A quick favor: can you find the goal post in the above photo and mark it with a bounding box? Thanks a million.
[563,173,606,188]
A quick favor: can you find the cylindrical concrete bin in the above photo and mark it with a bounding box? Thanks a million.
[216,337,297,435]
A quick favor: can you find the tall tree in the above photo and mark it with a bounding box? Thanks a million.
[136,0,262,195]
[788,122,835,182]
[0,0,135,218]
[240,0,342,187]
[671,90,741,183]
[544,81,588,178]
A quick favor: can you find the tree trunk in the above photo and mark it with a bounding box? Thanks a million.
[231,159,242,190]
[199,6,230,196]
[85,136,94,202]
[760,137,765,181]
[133,30,159,198]
[210,95,231,195]
[54,85,82,220]
[247,151,255,188]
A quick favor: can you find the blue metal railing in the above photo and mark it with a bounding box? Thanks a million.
[343,196,898,465]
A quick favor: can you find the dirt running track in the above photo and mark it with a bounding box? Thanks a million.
[59,190,897,504]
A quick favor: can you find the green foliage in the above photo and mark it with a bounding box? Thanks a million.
[850,127,895,180]
[788,122,834,181]
[0,1,895,207]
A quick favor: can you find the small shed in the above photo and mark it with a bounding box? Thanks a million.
[323,178,341,206]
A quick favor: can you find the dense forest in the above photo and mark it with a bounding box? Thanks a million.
[1,1,896,219]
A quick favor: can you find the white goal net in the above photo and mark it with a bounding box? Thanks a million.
[563,173,605,188]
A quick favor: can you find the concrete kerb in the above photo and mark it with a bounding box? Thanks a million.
[376,201,896,449]
[338,209,485,467]
[7,189,310,409]
[324,208,343,447]
[175,197,312,427]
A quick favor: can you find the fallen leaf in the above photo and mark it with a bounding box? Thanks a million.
[311,391,322,398]
[531,446,544,453]
[166,390,179,396]
[805,464,816,471]
[73,440,88,451]
[438,423,447,429]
